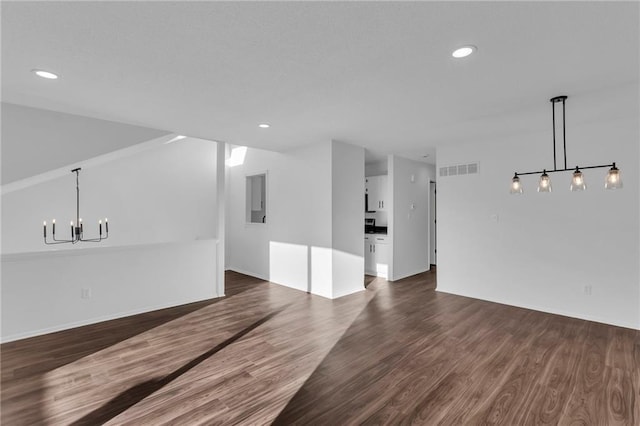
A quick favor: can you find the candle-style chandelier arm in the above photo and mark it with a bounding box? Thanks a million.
[76,232,109,243]
[43,223,109,244]
[44,238,74,245]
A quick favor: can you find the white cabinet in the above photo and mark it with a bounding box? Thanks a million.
[365,175,388,211]
[365,235,389,279]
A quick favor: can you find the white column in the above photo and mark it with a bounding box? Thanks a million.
[216,141,226,296]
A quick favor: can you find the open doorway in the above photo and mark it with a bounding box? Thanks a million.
[429,181,437,267]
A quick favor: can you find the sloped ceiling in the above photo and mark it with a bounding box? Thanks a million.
[1,2,638,163]
[1,103,169,184]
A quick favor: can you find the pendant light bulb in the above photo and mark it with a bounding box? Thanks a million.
[510,174,523,194]
[570,167,586,191]
[537,170,552,193]
[605,163,623,190]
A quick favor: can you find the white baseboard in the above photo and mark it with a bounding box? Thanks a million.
[332,286,365,299]
[225,266,269,282]
[391,266,430,282]
[436,288,640,331]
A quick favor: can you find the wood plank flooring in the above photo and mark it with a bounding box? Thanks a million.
[2,269,639,425]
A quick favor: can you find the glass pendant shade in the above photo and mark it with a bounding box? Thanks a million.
[605,164,623,190]
[570,168,586,191]
[510,174,523,194]
[537,171,552,192]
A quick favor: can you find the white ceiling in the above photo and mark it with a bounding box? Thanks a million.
[2,2,638,164]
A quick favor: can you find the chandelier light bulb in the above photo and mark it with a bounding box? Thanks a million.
[537,170,552,193]
[570,167,586,191]
[605,163,623,190]
[510,174,523,194]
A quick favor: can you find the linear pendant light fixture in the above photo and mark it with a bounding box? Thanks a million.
[43,168,109,244]
[510,95,623,194]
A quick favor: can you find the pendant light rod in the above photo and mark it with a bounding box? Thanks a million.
[552,96,557,170]
[562,97,567,169]
[549,95,568,172]
[73,167,81,228]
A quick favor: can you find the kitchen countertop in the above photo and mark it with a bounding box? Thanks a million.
[365,226,388,235]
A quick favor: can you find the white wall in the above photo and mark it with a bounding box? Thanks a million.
[2,138,218,254]
[389,155,433,280]
[331,141,365,298]
[1,240,217,342]
[226,142,332,296]
[437,85,640,329]
[226,140,364,299]
[1,137,222,341]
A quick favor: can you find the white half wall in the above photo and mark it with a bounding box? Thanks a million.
[436,85,640,329]
[1,240,218,342]
[1,137,222,341]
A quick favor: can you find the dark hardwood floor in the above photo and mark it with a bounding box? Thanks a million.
[2,269,638,425]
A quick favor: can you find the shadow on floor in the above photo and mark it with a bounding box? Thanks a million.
[1,270,264,425]
[272,271,438,424]
[70,306,287,426]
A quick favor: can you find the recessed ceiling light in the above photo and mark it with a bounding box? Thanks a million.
[258,123,270,129]
[452,45,477,59]
[32,69,59,79]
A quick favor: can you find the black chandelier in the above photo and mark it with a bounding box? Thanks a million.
[43,168,109,244]
[510,95,622,194]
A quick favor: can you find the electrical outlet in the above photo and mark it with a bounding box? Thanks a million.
[81,288,92,299]
[584,285,592,296]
